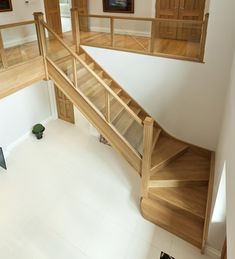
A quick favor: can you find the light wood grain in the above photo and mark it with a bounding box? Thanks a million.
[141,198,204,248]
[0,57,45,99]
[150,149,210,187]
[141,117,154,198]
[148,186,208,220]
[201,152,215,253]
[199,13,209,62]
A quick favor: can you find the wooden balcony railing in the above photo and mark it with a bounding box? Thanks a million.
[72,12,209,62]
[0,20,39,70]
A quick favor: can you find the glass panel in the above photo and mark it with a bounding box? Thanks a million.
[75,59,106,115]
[113,19,151,52]
[1,23,40,67]
[45,28,71,63]
[153,19,203,60]
[80,17,111,47]
[110,97,143,154]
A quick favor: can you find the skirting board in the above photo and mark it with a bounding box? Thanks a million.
[205,245,221,258]
[4,35,38,49]
[89,26,151,37]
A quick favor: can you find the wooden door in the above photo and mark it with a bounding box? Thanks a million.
[156,0,180,39]
[177,0,205,41]
[72,0,88,32]
[55,86,75,124]
[44,0,63,36]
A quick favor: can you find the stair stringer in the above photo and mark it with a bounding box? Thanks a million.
[47,58,142,173]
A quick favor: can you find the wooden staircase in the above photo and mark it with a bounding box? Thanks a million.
[34,14,215,253]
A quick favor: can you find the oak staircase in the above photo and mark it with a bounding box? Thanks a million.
[34,14,215,253]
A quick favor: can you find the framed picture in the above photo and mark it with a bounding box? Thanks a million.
[103,0,134,13]
[0,0,13,12]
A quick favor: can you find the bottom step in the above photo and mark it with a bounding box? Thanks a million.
[140,198,204,249]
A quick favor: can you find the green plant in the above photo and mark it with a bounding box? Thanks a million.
[32,124,45,139]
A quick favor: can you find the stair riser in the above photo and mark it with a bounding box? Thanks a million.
[149,180,209,188]
[151,147,189,174]
[141,198,203,249]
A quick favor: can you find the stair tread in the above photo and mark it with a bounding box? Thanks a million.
[151,150,210,182]
[148,186,208,220]
[151,136,189,168]
[141,198,203,248]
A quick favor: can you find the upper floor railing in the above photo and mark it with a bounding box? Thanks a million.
[0,20,40,70]
[0,9,209,73]
[72,11,209,62]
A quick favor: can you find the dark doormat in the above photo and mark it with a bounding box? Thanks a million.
[0,147,7,170]
[160,251,175,259]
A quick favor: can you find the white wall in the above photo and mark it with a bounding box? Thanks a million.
[0,0,45,47]
[83,0,235,151]
[209,48,235,257]
[89,0,155,17]
[88,0,155,36]
[0,81,52,154]
[0,0,44,23]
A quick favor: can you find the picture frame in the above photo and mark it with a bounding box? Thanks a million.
[0,0,13,12]
[103,0,134,13]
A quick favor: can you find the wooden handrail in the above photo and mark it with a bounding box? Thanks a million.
[40,20,143,125]
[0,20,35,30]
[141,117,154,198]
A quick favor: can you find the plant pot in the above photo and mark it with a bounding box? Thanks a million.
[36,132,43,139]
[32,124,45,140]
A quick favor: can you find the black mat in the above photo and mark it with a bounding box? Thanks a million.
[160,251,175,259]
[0,147,7,170]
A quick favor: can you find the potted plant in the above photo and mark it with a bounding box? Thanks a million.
[32,124,45,139]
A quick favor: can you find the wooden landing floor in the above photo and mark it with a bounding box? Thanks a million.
[0,32,74,71]
[0,30,200,71]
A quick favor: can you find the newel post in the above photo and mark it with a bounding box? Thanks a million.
[141,117,154,199]
[33,12,49,80]
[199,13,209,62]
[71,8,80,53]
[0,30,8,69]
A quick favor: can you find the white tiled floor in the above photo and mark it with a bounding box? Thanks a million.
[0,118,216,259]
